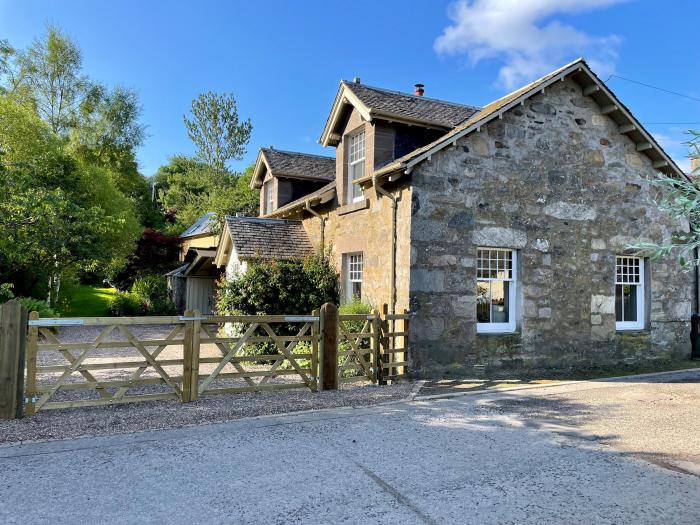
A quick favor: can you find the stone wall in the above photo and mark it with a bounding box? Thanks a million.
[408,78,693,375]
[302,178,412,312]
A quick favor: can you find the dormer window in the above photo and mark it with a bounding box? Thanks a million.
[264,180,274,214]
[348,130,365,203]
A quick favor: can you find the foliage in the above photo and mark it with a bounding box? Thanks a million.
[108,274,176,316]
[0,282,15,303]
[217,252,339,316]
[631,131,700,267]
[339,297,373,333]
[154,158,258,234]
[0,96,142,305]
[111,229,182,290]
[183,91,252,173]
[107,292,143,316]
[17,297,57,318]
[217,252,338,356]
[0,26,160,306]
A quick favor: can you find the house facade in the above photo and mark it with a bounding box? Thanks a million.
[225,59,693,374]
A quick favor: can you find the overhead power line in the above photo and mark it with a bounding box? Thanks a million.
[604,74,700,104]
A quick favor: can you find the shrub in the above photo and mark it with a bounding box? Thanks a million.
[107,292,143,316]
[107,274,176,316]
[0,282,15,303]
[338,298,373,378]
[217,252,339,316]
[217,252,339,355]
[17,297,57,318]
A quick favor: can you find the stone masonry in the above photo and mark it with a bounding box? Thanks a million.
[408,78,693,375]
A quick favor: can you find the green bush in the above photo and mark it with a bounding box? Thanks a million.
[0,283,15,303]
[217,252,339,355]
[107,274,176,316]
[17,297,57,318]
[107,292,143,316]
[217,251,339,316]
[338,298,373,378]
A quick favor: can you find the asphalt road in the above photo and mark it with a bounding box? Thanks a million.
[1,370,699,524]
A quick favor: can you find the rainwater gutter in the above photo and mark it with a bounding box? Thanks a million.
[372,174,397,315]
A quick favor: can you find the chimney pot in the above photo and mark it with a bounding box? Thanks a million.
[353,76,361,84]
[414,83,425,96]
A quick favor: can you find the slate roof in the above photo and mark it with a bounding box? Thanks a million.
[369,58,689,180]
[225,216,314,260]
[181,213,215,238]
[262,148,335,181]
[342,81,479,128]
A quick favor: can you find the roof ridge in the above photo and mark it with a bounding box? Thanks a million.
[341,80,480,111]
[226,215,302,224]
[261,147,334,160]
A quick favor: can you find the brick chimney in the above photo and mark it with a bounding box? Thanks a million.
[414,83,425,96]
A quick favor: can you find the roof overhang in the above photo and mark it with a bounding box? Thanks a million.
[361,59,687,188]
[250,149,270,189]
[265,183,336,219]
[319,82,454,148]
[213,226,232,268]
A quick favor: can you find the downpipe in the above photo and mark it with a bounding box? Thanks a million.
[305,201,325,248]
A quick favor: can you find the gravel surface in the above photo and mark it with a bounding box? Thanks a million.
[472,369,700,474]
[3,325,413,443]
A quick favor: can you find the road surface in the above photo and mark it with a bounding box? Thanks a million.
[1,370,698,524]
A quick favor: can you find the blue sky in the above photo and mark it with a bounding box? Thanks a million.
[1,0,699,175]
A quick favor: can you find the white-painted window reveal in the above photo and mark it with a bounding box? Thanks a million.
[346,253,363,301]
[476,248,517,333]
[615,256,645,330]
[264,180,274,214]
[347,130,365,203]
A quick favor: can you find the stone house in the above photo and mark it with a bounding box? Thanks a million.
[219,58,694,374]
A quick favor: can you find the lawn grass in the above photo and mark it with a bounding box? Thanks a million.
[63,285,117,317]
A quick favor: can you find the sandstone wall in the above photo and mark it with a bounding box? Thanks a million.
[408,78,693,374]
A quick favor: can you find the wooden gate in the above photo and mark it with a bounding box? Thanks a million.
[25,312,321,413]
[337,308,410,383]
[26,314,188,414]
[22,305,409,414]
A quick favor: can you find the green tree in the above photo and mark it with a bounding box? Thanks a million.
[0,95,140,306]
[154,157,258,234]
[632,130,700,267]
[183,91,252,172]
[15,25,90,134]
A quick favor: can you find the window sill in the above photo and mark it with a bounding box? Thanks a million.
[338,199,369,216]
[476,325,518,335]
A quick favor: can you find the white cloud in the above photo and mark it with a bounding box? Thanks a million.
[434,0,626,89]
[653,132,693,173]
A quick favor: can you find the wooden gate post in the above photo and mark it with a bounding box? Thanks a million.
[311,308,320,392]
[319,302,338,391]
[0,300,28,419]
[182,309,202,402]
[370,309,381,384]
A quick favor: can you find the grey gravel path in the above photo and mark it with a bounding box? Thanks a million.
[1,372,698,524]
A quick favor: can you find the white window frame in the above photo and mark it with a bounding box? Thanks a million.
[347,130,365,204]
[476,248,517,334]
[615,256,645,331]
[345,252,363,302]
[264,180,274,214]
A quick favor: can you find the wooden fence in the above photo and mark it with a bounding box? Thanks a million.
[0,300,410,418]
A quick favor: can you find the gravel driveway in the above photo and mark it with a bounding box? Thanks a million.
[2,324,413,443]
